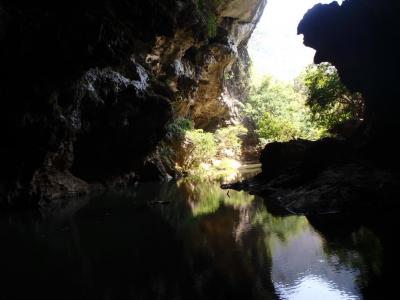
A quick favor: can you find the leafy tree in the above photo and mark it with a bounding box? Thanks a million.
[214,125,247,158]
[301,63,364,129]
[257,112,300,142]
[243,76,322,143]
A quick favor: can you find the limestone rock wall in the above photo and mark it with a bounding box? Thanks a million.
[0,0,266,207]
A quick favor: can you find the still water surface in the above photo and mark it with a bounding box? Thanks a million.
[0,181,387,299]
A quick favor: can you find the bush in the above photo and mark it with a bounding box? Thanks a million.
[160,120,247,181]
[166,117,194,140]
[244,76,322,143]
[257,112,300,143]
[159,118,194,174]
[214,125,247,159]
[182,129,217,171]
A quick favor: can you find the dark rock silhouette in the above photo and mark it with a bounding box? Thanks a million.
[298,0,400,155]
[0,0,266,206]
[224,0,400,215]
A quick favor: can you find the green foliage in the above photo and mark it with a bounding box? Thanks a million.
[224,70,235,81]
[183,129,217,171]
[244,63,365,144]
[160,117,247,181]
[159,118,195,174]
[183,125,248,182]
[196,0,221,38]
[207,14,218,38]
[188,125,247,181]
[301,63,364,129]
[257,112,300,142]
[182,126,247,181]
[214,125,247,158]
[244,76,323,143]
[188,158,243,182]
[160,118,248,181]
[166,117,194,139]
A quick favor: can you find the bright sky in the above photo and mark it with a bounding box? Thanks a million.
[248,0,343,82]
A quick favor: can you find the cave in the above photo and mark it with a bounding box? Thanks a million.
[1,0,400,299]
[0,0,268,205]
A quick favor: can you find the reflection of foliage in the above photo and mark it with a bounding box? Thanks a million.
[322,227,383,287]
[301,63,364,130]
[251,206,309,255]
[183,182,254,217]
[151,181,383,297]
[154,180,277,299]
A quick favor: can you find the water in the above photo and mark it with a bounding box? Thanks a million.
[0,181,394,300]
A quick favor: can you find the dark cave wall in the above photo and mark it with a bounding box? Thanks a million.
[0,0,266,206]
[0,0,182,206]
[298,0,400,150]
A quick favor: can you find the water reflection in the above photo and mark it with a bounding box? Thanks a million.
[0,181,384,300]
[272,227,362,299]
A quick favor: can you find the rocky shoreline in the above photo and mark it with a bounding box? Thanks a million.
[222,138,400,216]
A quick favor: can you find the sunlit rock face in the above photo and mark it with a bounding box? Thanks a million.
[149,0,267,130]
[298,0,400,154]
[0,0,266,207]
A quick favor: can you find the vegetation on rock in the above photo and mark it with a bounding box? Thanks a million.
[160,62,364,182]
[160,118,247,181]
[243,63,364,145]
[300,62,364,130]
[196,0,223,38]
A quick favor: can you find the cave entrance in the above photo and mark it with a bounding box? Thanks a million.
[161,0,364,182]
[248,0,342,82]
[244,0,363,148]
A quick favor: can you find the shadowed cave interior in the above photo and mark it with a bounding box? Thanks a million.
[1,0,400,299]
